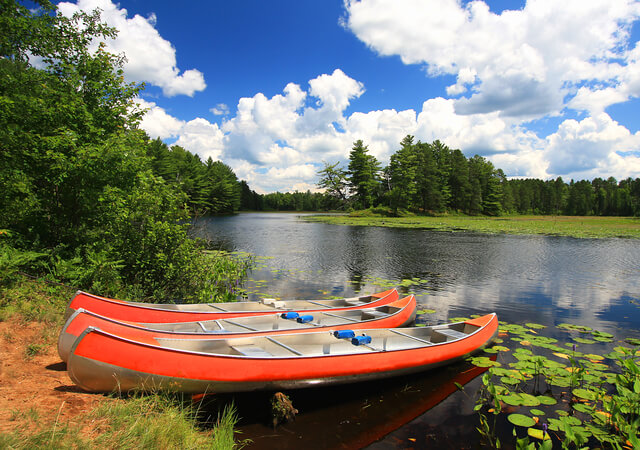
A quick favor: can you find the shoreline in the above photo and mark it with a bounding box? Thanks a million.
[301,214,640,239]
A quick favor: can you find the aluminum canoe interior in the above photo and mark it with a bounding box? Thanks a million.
[57,295,416,361]
[136,295,415,333]
[64,288,399,319]
[140,314,496,358]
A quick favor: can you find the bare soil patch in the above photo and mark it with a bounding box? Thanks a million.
[0,317,110,435]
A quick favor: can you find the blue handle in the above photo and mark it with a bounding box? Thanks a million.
[351,335,372,346]
[296,315,314,323]
[281,312,300,319]
[333,330,355,339]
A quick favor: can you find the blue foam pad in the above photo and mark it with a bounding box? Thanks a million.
[296,315,314,323]
[333,330,355,339]
[281,311,300,319]
[351,335,372,346]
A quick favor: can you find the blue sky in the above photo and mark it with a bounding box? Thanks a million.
[56,0,640,193]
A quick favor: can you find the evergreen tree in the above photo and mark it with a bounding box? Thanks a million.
[414,141,443,212]
[448,149,470,211]
[204,159,240,214]
[386,135,418,213]
[347,140,381,209]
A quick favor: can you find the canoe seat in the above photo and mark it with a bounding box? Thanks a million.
[361,310,386,320]
[436,329,467,341]
[230,345,273,357]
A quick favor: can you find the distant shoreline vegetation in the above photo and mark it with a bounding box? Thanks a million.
[239,137,640,217]
[302,212,640,239]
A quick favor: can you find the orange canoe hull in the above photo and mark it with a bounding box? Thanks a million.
[67,313,498,394]
[64,288,399,323]
[58,295,417,362]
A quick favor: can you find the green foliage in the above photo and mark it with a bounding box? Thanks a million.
[0,239,46,287]
[0,1,256,301]
[146,139,243,215]
[472,320,640,449]
[348,139,382,209]
[0,275,71,323]
[317,161,349,208]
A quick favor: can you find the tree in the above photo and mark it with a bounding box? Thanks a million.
[317,161,349,207]
[0,1,220,300]
[448,149,470,211]
[347,140,381,209]
[386,135,418,213]
[0,2,144,247]
[204,159,241,214]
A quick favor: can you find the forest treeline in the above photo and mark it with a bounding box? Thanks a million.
[314,136,640,216]
[148,136,640,217]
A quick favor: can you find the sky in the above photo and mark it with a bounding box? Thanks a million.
[53,0,640,193]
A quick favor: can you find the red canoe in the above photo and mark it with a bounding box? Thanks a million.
[67,313,498,394]
[64,288,399,323]
[58,294,417,362]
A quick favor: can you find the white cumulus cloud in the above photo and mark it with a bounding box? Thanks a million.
[57,0,206,97]
[344,0,640,117]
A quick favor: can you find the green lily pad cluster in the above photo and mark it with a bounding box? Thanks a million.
[471,320,640,449]
[557,323,615,343]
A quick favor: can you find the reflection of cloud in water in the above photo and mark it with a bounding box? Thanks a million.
[195,214,640,333]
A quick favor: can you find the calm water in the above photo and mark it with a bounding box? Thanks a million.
[192,213,640,448]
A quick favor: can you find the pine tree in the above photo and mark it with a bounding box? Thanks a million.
[347,140,381,209]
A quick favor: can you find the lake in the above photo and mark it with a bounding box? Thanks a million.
[192,212,640,448]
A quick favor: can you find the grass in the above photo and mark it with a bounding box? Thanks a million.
[303,213,640,239]
[0,393,244,450]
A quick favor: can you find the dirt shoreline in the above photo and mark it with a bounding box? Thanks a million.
[0,317,110,436]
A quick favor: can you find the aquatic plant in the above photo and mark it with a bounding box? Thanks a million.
[470,320,640,448]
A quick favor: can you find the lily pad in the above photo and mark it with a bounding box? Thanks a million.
[528,427,551,441]
[501,394,525,406]
[500,376,521,385]
[530,408,545,416]
[536,395,557,406]
[557,323,592,332]
[525,323,547,330]
[573,388,597,401]
[416,309,436,315]
[469,356,501,368]
[508,413,536,428]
